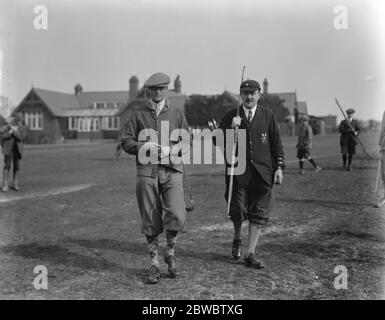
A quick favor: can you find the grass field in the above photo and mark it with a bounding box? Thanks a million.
[0,132,384,299]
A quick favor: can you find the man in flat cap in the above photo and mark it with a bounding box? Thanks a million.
[296,114,322,174]
[338,108,360,171]
[215,79,285,268]
[121,72,189,284]
[1,112,27,192]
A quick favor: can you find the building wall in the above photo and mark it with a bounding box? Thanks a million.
[319,116,337,133]
[77,131,103,140]
[18,103,63,144]
[102,130,119,139]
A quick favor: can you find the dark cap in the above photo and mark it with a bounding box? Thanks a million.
[144,72,171,88]
[240,79,261,92]
[346,108,355,114]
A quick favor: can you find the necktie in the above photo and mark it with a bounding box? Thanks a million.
[156,104,161,117]
[247,110,253,124]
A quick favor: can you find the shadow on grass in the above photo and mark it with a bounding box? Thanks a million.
[321,229,385,243]
[64,238,145,255]
[284,166,374,174]
[0,240,151,282]
[1,242,119,271]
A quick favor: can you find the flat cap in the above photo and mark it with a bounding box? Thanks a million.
[144,72,170,88]
[346,108,355,114]
[300,114,310,121]
[240,79,261,92]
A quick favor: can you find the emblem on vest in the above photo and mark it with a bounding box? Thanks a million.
[261,133,268,144]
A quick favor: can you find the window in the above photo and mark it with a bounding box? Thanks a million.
[106,116,120,130]
[106,102,114,109]
[79,119,84,131]
[25,112,43,130]
[93,118,100,131]
[95,102,105,109]
[77,117,100,132]
[68,117,77,130]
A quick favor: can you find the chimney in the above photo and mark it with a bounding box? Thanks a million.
[129,76,139,100]
[74,83,83,95]
[263,78,268,95]
[174,75,181,94]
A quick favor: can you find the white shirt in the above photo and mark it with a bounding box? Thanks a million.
[243,104,257,122]
[151,99,166,116]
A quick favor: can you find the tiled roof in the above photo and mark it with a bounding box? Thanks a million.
[296,101,308,114]
[60,108,119,117]
[19,88,130,117]
[274,92,297,114]
[33,88,80,116]
[76,91,128,108]
[223,91,242,105]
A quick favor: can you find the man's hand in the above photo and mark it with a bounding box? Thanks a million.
[159,145,171,158]
[231,116,242,128]
[274,168,283,184]
[208,119,217,131]
[143,141,159,153]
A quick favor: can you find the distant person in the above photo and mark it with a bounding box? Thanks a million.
[120,72,189,284]
[338,108,360,171]
[376,110,385,208]
[0,112,27,192]
[288,116,295,136]
[296,115,322,174]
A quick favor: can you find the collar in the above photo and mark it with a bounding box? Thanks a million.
[242,104,257,119]
[150,98,166,111]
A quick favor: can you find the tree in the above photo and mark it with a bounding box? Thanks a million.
[185,94,218,127]
[259,94,290,122]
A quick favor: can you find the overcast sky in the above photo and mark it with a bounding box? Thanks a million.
[1,0,384,121]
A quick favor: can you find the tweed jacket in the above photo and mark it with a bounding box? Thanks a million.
[121,99,189,178]
[0,124,27,158]
[338,119,360,146]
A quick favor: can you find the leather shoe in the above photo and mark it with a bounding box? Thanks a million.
[164,255,178,278]
[232,239,242,259]
[147,264,160,284]
[244,253,265,269]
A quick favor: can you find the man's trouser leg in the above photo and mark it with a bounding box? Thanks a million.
[381,152,385,198]
[136,175,163,269]
[12,156,21,190]
[2,155,11,192]
[158,168,186,235]
[227,181,246,259]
